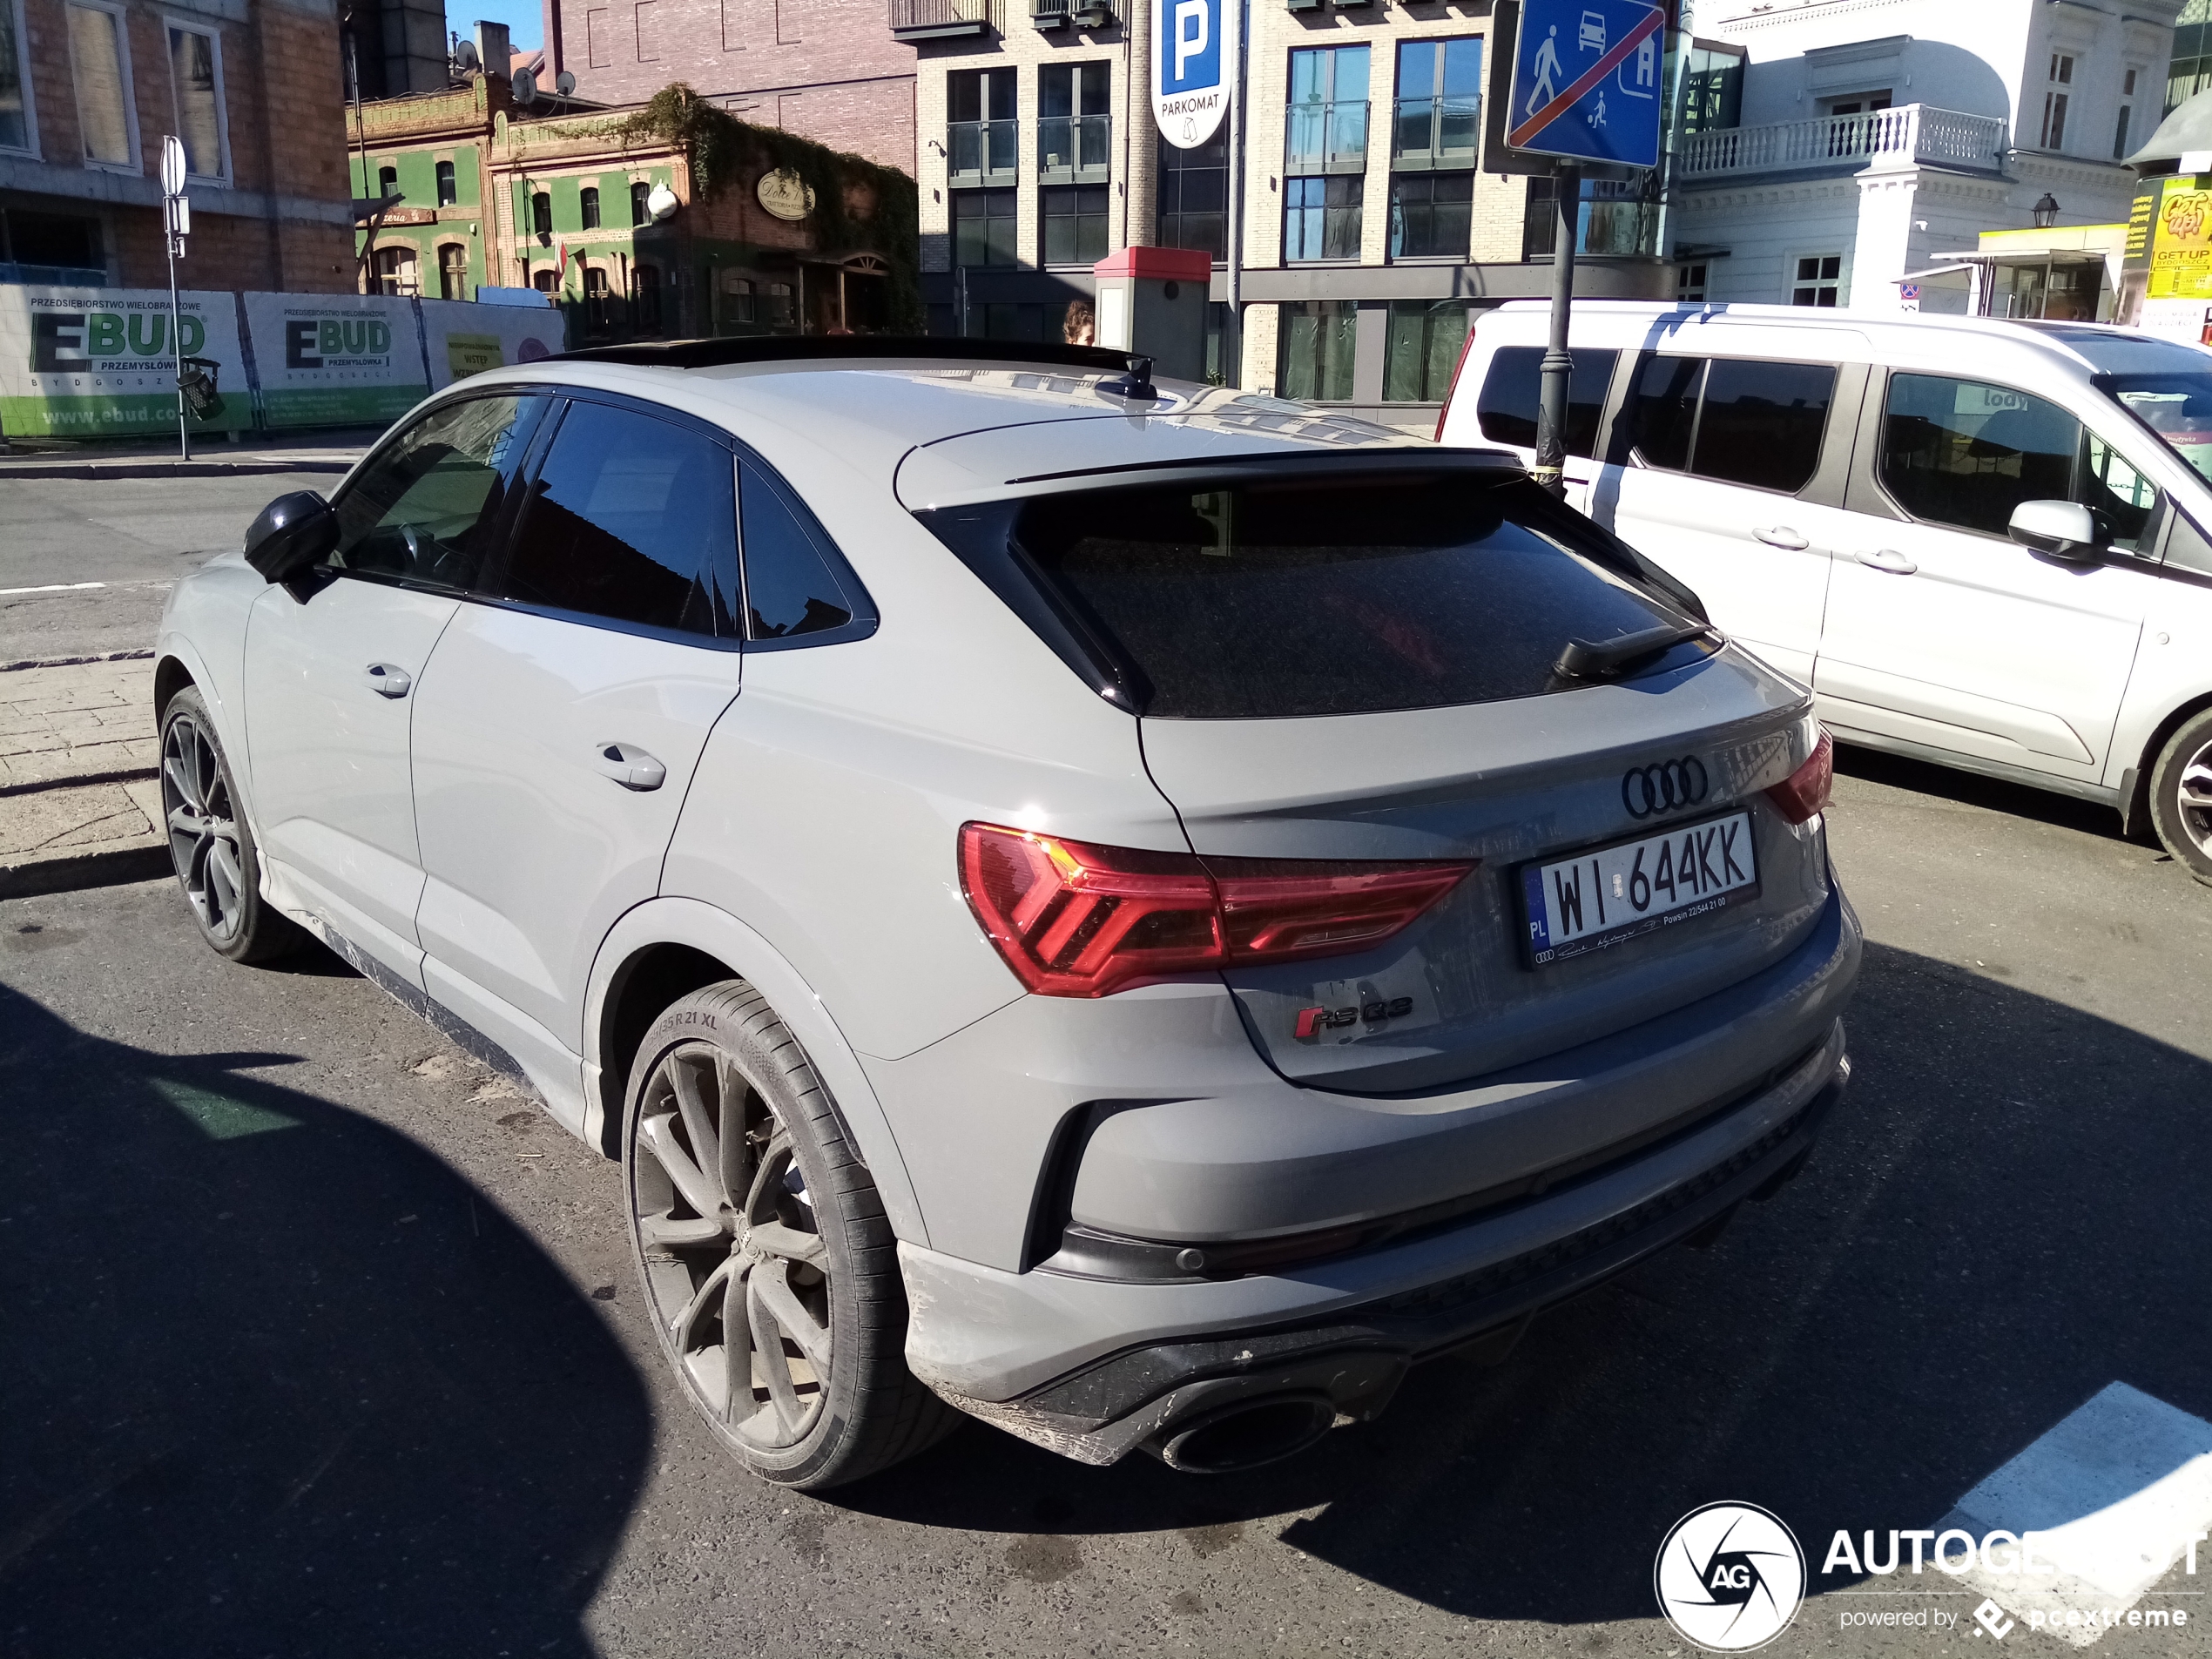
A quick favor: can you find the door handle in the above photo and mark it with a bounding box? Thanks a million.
[1857,549,1919,575]
[362,663,411,698]
[1753,526,1810,550]
[592,742,666,792]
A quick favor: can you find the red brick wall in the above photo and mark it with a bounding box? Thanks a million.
[549,0,917,172]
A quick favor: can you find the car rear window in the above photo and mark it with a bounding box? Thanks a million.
[945,470,1698,718]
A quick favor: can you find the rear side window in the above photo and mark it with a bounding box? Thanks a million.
[1000,473,1693,718]
[1474,346,1617,458]
[502,401,731,636]
[1615,354,1835,494]
[738,462,855,641]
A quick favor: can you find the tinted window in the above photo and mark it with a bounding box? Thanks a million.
[738,462,854,640]
[1690,359,1835,494]
[501,401,731,635]
[1616,354,1703,471]
[1001,473,1692,718]
[1474,346,1617,458]
[1881,374,2079,538]
[2080,431,2161,553]
[331,395,541,590]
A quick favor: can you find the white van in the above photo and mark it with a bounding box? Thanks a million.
[1438,301,2212,884]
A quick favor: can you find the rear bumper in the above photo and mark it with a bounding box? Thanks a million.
[902,1020,1849,1465]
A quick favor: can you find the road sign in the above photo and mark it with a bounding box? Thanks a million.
[1154,0,1233,150]
[1506,0,1664,170]
[160,134,187,197]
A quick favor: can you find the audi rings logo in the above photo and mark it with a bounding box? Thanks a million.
[1622,756,1710,819]
[1654,1502,1806,1652]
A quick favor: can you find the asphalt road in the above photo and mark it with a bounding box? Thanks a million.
[0,474,331,662]
[3,743,2209,1658]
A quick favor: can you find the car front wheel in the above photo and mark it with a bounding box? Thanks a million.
[159,686,302,963]
[2149,707,2212,887]
[621,980,955,1489]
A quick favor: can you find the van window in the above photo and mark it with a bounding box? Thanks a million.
[1880,374,2161,551]
[1474,346,1617,458]
[1615,354,1835,494]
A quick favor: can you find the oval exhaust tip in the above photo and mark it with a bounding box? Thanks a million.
[1154,1395,1337,1475]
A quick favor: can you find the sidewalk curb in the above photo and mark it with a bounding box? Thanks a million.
[0,648,157,673]
[0,844,171,900]
[0,457,357,480]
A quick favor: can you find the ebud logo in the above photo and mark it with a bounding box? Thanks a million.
[1654,1502,1807,1651]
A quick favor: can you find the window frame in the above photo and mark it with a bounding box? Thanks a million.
[66,0,139,174]
[1,0,43,158]
[436,239,469,300]
[579,184,600,228]
[435,158,458,206]
[1787,249,1846,307]
[160,14,231,185]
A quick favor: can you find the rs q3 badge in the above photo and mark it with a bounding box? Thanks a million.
[1295,997,1413,1038]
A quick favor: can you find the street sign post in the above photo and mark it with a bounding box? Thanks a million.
[160,134,191,460]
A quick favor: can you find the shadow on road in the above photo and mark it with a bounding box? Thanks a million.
[851,940,2212,1623]
[1834,741,2131,842]
[0,980,650,1659]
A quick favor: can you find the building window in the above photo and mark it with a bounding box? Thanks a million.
[631,179,651,225]
[1676,262,1708,302]
[1791,253,1844,307]
[1285,176,1360,261]
[580,185,600,228]
[436,158,457,206]
[1286,44,1370,174]
[1039,61,1109,182]
[165,24,224,180]
[633,263,663,332]
[1524,173,1655,260]
[0,0,33,153]
[952,186,1017,268]
[533,267,556,291]
[584,265,611,334]
[1383,300,1467,402]
[719,270,754,328]
[1041,184,1108,266]
[2114,104,2134,159]
[379,165,399,198]
[1157,129,1226,260]
[1389,173,1471,260]
[2,208,101,273]
[532,191,553,234]
[948,67,1017,186]
[1680,42,1743,136]
[373,245,418,296]
[1392,37,1480,172]
[759,280,794,329]
[438,241,468,300]
[1277,299,1357,401]
[2041,53,2073,150]
[68,3,136,168]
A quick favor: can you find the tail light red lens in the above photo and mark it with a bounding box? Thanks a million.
[1764,730,1834,825]
[958,823,1474,998]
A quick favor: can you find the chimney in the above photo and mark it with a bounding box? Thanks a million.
[474,20,512,86]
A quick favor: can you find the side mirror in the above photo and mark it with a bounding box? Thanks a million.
[244,490,338,583]
[2007,499,2104,563]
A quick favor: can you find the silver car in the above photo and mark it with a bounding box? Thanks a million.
[155,340,1859,1489]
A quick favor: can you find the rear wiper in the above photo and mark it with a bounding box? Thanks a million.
[1552,620,1712,682]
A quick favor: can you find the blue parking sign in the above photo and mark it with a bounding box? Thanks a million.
[1153,0,1232,149]
[1507,0,1664,169]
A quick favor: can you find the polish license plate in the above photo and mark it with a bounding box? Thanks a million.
[1519,810,1759,967]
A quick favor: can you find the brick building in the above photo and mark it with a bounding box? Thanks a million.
[355,75,916,339]
[904,0,1667,427]
[541,0,916,172]
[0,0,354,289]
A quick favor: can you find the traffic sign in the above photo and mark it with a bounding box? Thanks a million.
[1505,0,1663,170]
[160,134,188,196]
[1153,0,1233,150]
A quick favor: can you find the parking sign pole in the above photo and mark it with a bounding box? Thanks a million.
[1533,163,1580,500]
[161,135,191,462]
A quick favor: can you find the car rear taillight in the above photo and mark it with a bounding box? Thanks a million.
[958,823,1474,998]
[1764,730,1834,825]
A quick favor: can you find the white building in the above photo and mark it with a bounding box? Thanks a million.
[1669,0,2182,314]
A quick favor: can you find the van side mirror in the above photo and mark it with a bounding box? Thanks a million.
[2007,499,2104,563]
[244,491,339,583]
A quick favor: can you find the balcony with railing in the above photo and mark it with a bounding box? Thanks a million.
[1038,112,1111,183]
[1676,103,2008,182]
[1392,93,1479,172]
[1285,98,1369,175]
[890,0,998,39]
[1029,0,1113,28]
[948,118,1020,186]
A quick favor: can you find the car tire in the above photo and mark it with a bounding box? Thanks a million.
[2148,708,2212,887]
[621,980,958,1489]
[158,686,304,964]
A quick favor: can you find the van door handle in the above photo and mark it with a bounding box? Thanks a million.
[1752,526,1810,550]
[592,742,666,791]
[362,663,411,698]
[1857,549,1919,575]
